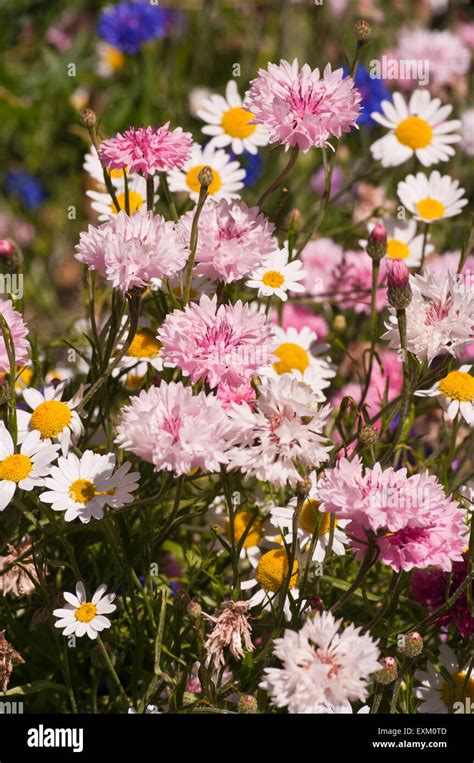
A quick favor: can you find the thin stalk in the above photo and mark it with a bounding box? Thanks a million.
[257,146,299,207]
[97,635,131,710]
[159,172,179,222]
[183,182,209,305]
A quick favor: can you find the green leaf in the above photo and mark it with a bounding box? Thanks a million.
[5,680,68,696]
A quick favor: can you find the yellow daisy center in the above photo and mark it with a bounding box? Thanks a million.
[74,602,97,623]
[30,400,72,439]
[438,371,474,403]
[0,454,33,483]
[273,342,309,375]
[256,548,299,592]
[395,116,433,150]
[221,107,256,139]
[125,374,146,390]
[440,672,474,709]
[69,478,96,504]
[127,329,161,359]
[112,190,144,215]
[387,239,410,260]
[300,499,334,536]
[226,511,263,548]
[416,198,445,221]
[109,167,128,180]
[16,366,34,388]
[262,270,284,288]
[185,165,222,196]
[105,46,124,72]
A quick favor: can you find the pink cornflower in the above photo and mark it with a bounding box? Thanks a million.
[273,302,329,340]
[158,294,275,389]
[0,299,29,373]
[300,237,343,297]
[177,199,276,283]
[386,28,471,89]
[99,124,193,177]
[245,59,361,151]
[318,457,467,572]
[75,210,189,293]
[216,380,256,410]
[115,382,232,476]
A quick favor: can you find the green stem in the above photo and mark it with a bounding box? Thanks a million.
[257,146,299,208]
[183,184,208,305]
[97,635,131,710]
[159,172,179,222]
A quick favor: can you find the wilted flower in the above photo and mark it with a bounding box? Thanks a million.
[203,601,254,669]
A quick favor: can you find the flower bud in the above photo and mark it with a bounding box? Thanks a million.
[359,424,379,447]
[366,224,387,261]
[187,600,202,621]
[238,694,258,714]
[197,165,214,189]
[332,315,346,333]
[296,475,312,498]
[0,239,23,272]
[0,240,14,258]
[375,656,398,685]
[398,632,423,658]
[387,258,412,309]
[80,108,97,129]
[354,20,371,42]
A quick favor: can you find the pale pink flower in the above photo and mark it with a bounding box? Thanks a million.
[99,124,193,177]
[300,237,343,296]
[245,59,361,151]
[386,28,471,89]
[177,199,276,283]
[158,294,275,389]
[216,380,256,410]
[318,457,467,572]
[75,211,189,293]
[203,601,255,670]
[115,382,232,476]
[0,299,29,373]
[336,252,387,314]
[458,22,474,50]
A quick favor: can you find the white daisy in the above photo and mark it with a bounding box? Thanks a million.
[359,218,434,268]
[397,171,468,223]
[241,548,301,621]
[246,247,306,302]
[197,80,269,155]
[262,325,335,400]
[268,472,349,563]
[167,143,245,202]
[53,581,116,640]
[415,364,474,425]
[96,42,125,79]
[112,322,163,391]
[17,382,84,456]
[208,494,267,568]
[415,644,474,713]
[45,365,76,386]
[39,449,140,523]
[370,90,461,168]
[87,175,158,221]
[0,424,60,511]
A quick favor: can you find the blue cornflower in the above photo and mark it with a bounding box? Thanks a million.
[4,170,46,210]
[344,65,392,127]
[97,1,174,54]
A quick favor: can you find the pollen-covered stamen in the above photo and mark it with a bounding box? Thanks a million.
[300,499,334,536]
[255,548,299,592]
[74,602,97,623]
[438,371,474,402]
[416,197,445,220]
[112,190,144,215]
[69,478,96,504]
[273,342,309,375]
[395,116,433,150]
[0,454,33,483]
[186,165,222,195]
[221,107,257,138]
[387,239,410,260]
[226,511,263,548]
[127,329,161,359]
[262,270,284,288]
[30,400,72,438]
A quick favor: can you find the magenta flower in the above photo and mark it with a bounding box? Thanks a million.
[411,558,474,638]
[177,199,276,283]
[75,210,189,293]
[99,124,193,177]
[115,382,232,476]
[318,457,467,572]
[0,300,29,373]
[158,294,275,389]
[245,59,361,152]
